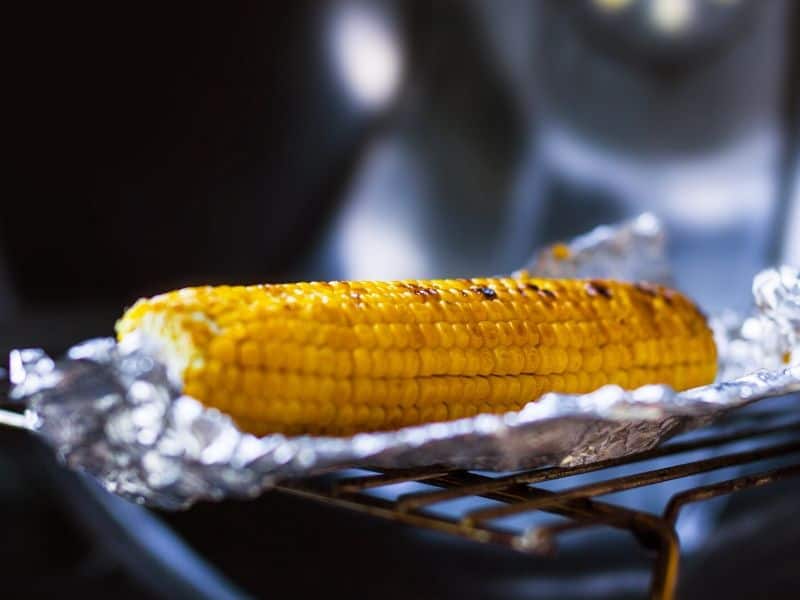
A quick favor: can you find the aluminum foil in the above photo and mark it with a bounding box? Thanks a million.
[3,215,799,509]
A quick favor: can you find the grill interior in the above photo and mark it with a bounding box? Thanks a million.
[276,398,800,600]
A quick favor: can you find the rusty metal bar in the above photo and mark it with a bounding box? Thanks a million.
[410,470,666,539]
[513,460,800,559]
[276,483,510,547]
[648,523,680,600]
[663,462,800,525]
[511,507,680,600]
[280,478,646,553]
[333,467,453,493]
[462,440,800,525]
[280,469,674,554]
[515,457,800,576]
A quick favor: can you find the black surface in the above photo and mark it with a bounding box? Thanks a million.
[161,489,652,600]
[0,429,155,599]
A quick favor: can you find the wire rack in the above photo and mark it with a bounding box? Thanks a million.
[277,402,800,600]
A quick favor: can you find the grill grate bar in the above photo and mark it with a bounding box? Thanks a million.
[461,440,800,525]
[333,467,454,493]
[394,420,800,511]
[275,408,800,600]
[278,480,516,547]
[282,470,665,552]
[400,470,670,541]
[662,462,800,525]
[515,462,800,557]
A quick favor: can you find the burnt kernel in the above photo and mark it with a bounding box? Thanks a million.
[419,287,440,298]
[526,283,541,292]
[472,286,497,299]
[399,282,440,300]
[539,288,557,299]
[586,281,612,299]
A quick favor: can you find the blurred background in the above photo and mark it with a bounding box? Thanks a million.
[3,0,799,598]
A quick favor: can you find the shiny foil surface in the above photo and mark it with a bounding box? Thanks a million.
[4,215,799,509]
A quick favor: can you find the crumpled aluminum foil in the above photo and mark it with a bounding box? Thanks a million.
[521,212,672,284]
[3,214,799,509]
[711,265,800,381]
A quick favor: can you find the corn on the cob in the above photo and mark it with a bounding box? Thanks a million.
[115,276,717,436]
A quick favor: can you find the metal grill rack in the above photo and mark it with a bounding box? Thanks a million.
[277,402,800,600]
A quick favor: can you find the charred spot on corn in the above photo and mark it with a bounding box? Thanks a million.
[472,286,497,300]
[539,288,557,300]
[586,281,612,299]
[116,276,717,437]
[399,282,441,300]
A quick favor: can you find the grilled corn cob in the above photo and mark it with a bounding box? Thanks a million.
[115,276,717,436]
